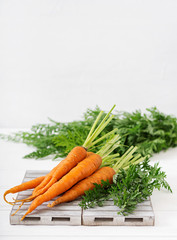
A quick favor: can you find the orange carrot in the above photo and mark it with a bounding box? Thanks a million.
[17,146,87,203]
[32,164,58,195]
[86,152,94,157]
[3,175,45,205]
[21,153,102,220]
[48,167,115,207]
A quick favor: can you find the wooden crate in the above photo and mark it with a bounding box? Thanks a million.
[10,170,155,226]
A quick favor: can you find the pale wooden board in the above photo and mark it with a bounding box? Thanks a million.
[10,170,155,226]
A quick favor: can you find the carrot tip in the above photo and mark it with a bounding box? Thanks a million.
[3,193,15,206]
[48,203,54,207]
[21,213,27,221]
[47,203,55,208]
[13,195,35,203]
[21,216,25,221]
[11,201,25,216]
[21,209,30,221]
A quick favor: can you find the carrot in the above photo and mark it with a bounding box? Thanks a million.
[48,167,115,207]
[32,164,59,195]
[15,146,87,203]
[86,152,94,157]
[21,153,102,220]
[3,175,45,205]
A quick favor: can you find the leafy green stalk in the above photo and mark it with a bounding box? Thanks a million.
[83,110,104,147]
[79,180,111,209]
[100,144,145,171]
[111,159,172,215]
[97,135,120,157]
[83,105,116,148]
[96,134,121,159]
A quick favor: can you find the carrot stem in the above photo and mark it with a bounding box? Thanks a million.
[85,115,115,148]
[83,105,116,148]
[101,153,120,167]
[90,128,118,148]
[83,111,104,145]
[101,141,121,160]
[96,135,120,158]
[123,157,145,170]
[113,146,138,171]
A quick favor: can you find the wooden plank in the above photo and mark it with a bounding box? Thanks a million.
[12,203,81,211]
[85,205,152,211]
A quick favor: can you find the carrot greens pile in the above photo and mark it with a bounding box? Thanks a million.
[0,107,177,159]
[79,158,172,215]
[1,106,177,160]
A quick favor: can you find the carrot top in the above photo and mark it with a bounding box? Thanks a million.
[101,145,146,173]
[82,105,117,150]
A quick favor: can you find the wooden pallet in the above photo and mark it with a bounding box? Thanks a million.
[10,170,155,226]
[83,200,154,226]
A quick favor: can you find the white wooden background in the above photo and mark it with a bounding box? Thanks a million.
[0,0,177,129]
[0,129,177,240]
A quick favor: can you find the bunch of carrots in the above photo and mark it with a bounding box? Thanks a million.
[3,105,145,220]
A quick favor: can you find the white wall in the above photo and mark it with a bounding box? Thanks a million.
[0,0,177,128]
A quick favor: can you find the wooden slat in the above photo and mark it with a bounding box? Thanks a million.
[12,203,81,211]
[82,200,151,208]
[84,205,152,212]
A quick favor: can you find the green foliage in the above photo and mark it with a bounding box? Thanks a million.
[115,107,177,156]
[79,180,111,209]
[79,159,172,215]
[0,106,177,160]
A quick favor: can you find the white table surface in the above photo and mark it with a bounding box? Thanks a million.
[0,129,177,240]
